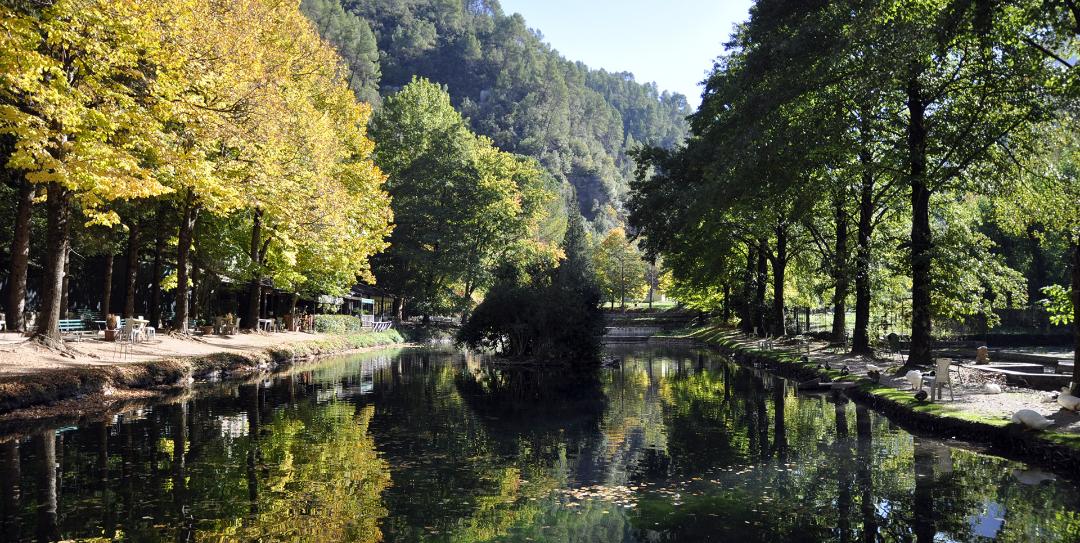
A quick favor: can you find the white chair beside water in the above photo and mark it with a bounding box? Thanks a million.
[927,358,955,401]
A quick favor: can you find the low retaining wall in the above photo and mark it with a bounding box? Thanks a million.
[0,330,406,415]
[973,366,1072,391]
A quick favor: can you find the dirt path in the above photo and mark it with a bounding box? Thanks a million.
[0,330,328,375]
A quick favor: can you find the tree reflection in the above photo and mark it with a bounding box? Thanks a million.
[835,397,852,543]
[855,406,876,543]
[196,401,390,541]
[912,437,937,542]
[772,377,787,461]
[33,431,58,542]
[2,347,1080,542]
[173,401,192,543]
[1,440,20,541]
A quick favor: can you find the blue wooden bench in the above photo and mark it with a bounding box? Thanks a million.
[58,319,95,342]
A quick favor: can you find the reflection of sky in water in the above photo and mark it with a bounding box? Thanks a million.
[970,501,1006,539]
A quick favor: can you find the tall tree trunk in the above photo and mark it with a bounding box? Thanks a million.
[619,256,627,311]
[101,254,114,318]
[460,278,474,325]
[35,183,72,342]
[722,282,731,323]
[190,260,202,325]
[852,151,874,354]
[175,191,199,332]
[149,229,165,328]
[755,239,768,336]
[393,296,405,323]
[647,265,655,310]
[123,222,140,318]
[741,242,756,334]
[771,225,787,337]
[907,75,933,367]
[832,194,849,342]
[1027,226,1048,303]
[59,250,70,320]
[247,207,262,330]
[6,181,33,332]
[1070,236,1080,396]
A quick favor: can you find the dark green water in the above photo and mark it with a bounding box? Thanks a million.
[1,345,1079,542]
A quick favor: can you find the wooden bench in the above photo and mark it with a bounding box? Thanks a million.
[372,321,393,333]
[58,319,95,342]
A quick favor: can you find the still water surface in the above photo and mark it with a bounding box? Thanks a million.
[1,345,1079,542]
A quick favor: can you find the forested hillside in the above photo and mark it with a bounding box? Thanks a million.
[301,0,690,230]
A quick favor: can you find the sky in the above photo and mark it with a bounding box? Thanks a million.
[498,0,753,110]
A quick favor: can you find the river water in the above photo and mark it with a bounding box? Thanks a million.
[1,345,1079,542]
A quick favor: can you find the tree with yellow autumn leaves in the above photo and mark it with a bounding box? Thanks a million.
[0,0,391,340]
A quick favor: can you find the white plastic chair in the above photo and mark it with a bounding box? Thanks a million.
[929,358,955,401]
[113,319,136,360]
[132,321,146,343]
[137,316,155,341]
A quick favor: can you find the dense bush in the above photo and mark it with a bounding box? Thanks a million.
[314,314,367,334]
[459,209,604,364]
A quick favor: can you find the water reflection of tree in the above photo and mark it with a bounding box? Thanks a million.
[193,386,390,541]
[356,351,584,541]
[0,370,390,542]
[0,439,20,541]
[5,349,1080,542]
[599,353,671,482]
[33,430,59,542]
[855,405,876,543]
[636,353,1080,542]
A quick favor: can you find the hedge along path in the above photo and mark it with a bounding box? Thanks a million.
[661,325,1080,479]
[0,330,406,417]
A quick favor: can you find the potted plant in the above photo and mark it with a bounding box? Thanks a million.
[104,314,119,341]
[199,317,215,336]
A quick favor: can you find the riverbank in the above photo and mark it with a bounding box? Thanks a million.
[659,324,1080,474]
[0,330,406,418]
